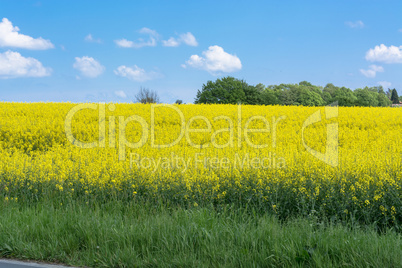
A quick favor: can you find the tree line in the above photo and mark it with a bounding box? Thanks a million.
[194,76,401,107]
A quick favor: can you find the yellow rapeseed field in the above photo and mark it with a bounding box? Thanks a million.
[0,103,401,225]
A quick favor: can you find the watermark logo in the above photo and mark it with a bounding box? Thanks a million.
[64,103,286,161]
[64,102,339,169]
[302,102,338,167]
[130,152,286,173]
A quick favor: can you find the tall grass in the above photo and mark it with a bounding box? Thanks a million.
[1,201,401,267]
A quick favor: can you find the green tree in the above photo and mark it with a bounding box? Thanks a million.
[298,86,325,106]
[322,91,332,104]
[378,92,391,107]
[377,87,391,107]
[260,89,281,105]
[244,85,264,105]
[299,81,323,96]
[323,83,338,97]
[354,87,379,107]
[274,84,300,106]
[391,89,399,104]
[255,83,265,92]
[386,88,392,99]
[194,77,260,104]
[332,87,356,106]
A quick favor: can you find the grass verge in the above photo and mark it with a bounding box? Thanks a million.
[0,201,401,267]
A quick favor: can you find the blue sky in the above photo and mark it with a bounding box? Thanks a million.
[0,0,401,103]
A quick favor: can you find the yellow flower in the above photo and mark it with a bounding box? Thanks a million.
[0,102,400,224]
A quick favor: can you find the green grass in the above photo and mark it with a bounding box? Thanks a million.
[0,201,401,267]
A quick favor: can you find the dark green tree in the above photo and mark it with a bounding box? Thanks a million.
[322,91,333,104]
[354,87,379,107]
[323,83,338,97]
[378,92,391,107]
[386,88,392,99]
[391,89,399,104]
[260,88,281,105]
[299,81,323,96]
[298,86,325,106]
[377,87,391,107]
[243,85,264,105]
[194,77,260,104]
[332,87,356,106]
[255,83,265,92]
[274,84,300,105]
[194,79,396,107]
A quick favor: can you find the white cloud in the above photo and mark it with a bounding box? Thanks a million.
[115,27,158,48]
[162,37,180,47]
[183,45,242,73]
[73,56,105,78]
[0,18,54,50]
[85,34,101,43]
[399,29,402,33]
[377,81,392,88]
[0,50,51,78]
[114,65,160,82]
[139,27,158,36]
[115,90,127,98]
[116,28,197,48]
[360,64,384,78]
[114,39,134,48]
[162,32,198,47]
[345,20,364,28]
[365,44,402,64]
[179,32,198,46]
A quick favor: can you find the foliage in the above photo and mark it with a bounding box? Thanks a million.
[298,86,325,106]
[195,77,399,107]
[378,88,392,107]
[260,88,281,105]
[354,87,379,107]
[323,84,357,106]
[194,76,260,104]
[391,88,400,104]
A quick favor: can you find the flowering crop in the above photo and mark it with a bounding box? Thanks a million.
[0,103,401,226]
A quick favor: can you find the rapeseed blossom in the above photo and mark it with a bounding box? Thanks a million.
[0,103,401,226]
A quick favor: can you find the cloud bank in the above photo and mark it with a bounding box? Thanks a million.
[183,45,242,73]
[360,64,384,78]
[0,50,51,78]
[114,65,160,82]
[377,81,392,89]
[162,32,198,47]
[73,56,105,78]
[0,18,54,50]
[365,44,402,64]
[115,27,158,48]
